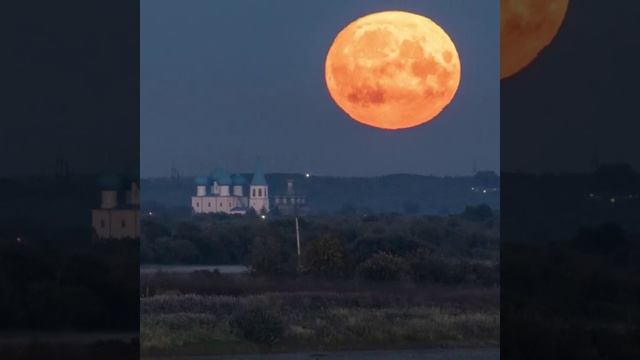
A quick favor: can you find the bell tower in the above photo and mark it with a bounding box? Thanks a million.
[249,162,269,214]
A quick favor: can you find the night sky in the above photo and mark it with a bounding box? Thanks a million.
[2,1,139,177]
[502,0,640,173]
[141,0,499,178]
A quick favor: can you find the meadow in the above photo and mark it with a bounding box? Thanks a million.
[140,276,499,356]
[140,209,499,356]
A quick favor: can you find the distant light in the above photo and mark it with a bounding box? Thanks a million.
[589,193,594,198]
[148,211,153,216]
[16,237,22,243]
[610,198,616,203]
[260,215,267,220]
[305,173,311,178]
[482,189,487,194]
[471,187,475,191]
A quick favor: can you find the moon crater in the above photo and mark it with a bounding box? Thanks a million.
[326,11,461,130]
[501,0,569,79]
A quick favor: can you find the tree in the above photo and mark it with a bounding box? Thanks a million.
[356,252,408,282]
[409,250,468,284]
[250,236,296,276]
[141,218,170,242]
[269,206,282,217]
[153,236,201,264]
[173,221,202,241]
[246,207,258,217]
[302,236,349,278]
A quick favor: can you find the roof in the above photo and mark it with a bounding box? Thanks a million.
[97,174,122,190]
[232,174,246,185]
[211,168,233,185]
[251,163,268,186]
[195,176,212,185]
[217,173,232,185]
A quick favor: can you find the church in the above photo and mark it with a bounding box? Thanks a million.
[191,166,269,215]
[92,174,140,240]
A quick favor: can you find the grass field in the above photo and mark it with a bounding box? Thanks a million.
[140,280,499,356]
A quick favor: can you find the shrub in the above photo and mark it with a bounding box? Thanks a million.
[409,251,468,285]
[249,236,296,277]
[356,252,408,282]
[302,236,349,278]
[153,237,201,264]
[230,304,284,345]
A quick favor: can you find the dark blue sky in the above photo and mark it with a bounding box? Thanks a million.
[141,0,499,178]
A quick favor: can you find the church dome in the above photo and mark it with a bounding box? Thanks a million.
[251,166,267,186]
[97,174,122,190]
[232,174,246,185]
[217,174,232,186]
[195,176,212,185]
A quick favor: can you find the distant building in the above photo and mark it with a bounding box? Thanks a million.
[92,175,140,240]
[273,179,307,216]
[192,165,269,215]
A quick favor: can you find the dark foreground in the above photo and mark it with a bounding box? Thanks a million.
[145,348,499,360]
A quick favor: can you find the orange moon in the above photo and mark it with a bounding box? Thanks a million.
[501,0,569,79]
[325,11,461,130]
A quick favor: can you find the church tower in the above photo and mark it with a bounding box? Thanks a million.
[249,163,269,214]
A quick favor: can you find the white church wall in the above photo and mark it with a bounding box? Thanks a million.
[92,209,139,239]
[192,197,203,213]
[249,185,269,213]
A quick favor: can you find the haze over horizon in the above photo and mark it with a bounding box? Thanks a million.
[141,168,501,180]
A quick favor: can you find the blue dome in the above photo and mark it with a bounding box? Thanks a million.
[251,169,267,186]
[217,174,232,185]
[250,158,268,185]
[232,174,246,185]
[97,174,122,190]
[195,176,212,185]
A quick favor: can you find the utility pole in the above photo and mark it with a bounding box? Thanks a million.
[295,216,301,270]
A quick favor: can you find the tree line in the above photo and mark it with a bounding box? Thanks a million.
[141,205,499,286]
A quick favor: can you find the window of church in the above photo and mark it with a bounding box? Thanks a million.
[121,220,126,228]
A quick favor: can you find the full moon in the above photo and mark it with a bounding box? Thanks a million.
[501,0,569,79]
[325,11,461,130]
